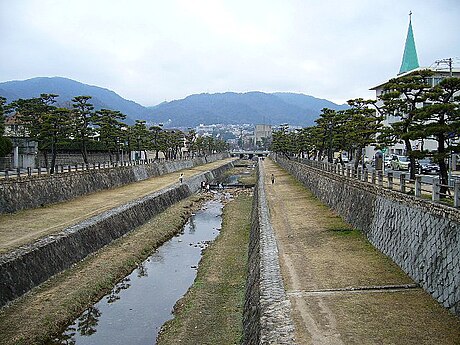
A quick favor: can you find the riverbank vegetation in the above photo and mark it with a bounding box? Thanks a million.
[0,194,208,345]
[157,191,252,345]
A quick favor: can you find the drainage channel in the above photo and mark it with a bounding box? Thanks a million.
[48,193,226,345]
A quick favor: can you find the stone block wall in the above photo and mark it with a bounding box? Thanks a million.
[37,152,113,166]
[273,155,460,317]
[0,153,229,214]
[243,162,296,344]
[0,161,233,307]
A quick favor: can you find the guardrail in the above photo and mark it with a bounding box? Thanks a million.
[299,159,460,208]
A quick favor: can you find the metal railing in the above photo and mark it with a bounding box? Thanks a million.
[299,159,460,208]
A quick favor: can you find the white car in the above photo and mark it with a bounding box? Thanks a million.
[391,155,410,170]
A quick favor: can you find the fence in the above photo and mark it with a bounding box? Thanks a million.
[300,159,460,208]
[0,157,194,182]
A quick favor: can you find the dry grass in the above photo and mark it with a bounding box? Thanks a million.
[157,191,252,345]
[0,194,209,345]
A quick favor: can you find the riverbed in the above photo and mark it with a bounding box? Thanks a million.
[49,195,225,345]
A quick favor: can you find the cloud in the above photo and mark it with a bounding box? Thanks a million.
[1,0,459,106]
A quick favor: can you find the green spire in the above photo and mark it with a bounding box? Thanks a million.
[399,12,419,74]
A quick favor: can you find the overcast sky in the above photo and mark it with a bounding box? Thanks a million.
[1,0,459,106]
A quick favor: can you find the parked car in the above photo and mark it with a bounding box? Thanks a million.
[333,151,349,164]
[390,155,419,171]
[390,155,409,170]
[384,156,392,169]
[418,158,440,175]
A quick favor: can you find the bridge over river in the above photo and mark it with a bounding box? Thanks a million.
[230,150,270,159]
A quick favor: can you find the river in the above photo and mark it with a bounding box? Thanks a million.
[49,194,225,345]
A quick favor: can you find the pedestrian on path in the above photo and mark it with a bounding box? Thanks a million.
[271,173,275,184]
[179,173,184,184]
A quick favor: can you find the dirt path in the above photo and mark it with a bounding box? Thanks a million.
[0,158,235,255]
[263,158,460,345]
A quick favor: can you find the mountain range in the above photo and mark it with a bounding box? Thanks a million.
[0,77,348,127]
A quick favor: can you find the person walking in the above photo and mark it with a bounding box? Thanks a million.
[271,174,275,184]
[179,173,184,184]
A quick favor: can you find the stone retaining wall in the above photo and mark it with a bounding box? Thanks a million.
[0,161,233,307]
[273,154,460,317]
[0,153,229,214]
[243,162,296,344]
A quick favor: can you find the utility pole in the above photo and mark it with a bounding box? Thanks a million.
[435,58,453,77]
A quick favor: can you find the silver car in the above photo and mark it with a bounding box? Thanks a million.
[390,155,410,170]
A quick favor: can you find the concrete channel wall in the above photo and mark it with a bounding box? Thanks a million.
[0,153,229,214]
[0,160,234,307]
[243,162,296,344]
[273,155,460,317]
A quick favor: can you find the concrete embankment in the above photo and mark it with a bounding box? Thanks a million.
[243,162,296,344]
[0,161,233,307]
[0,153,229,214]
[272,154,460,317]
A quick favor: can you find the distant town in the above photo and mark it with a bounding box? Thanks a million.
[193,123,276,151]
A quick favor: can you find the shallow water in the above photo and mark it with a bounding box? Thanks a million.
[49,196,224,345]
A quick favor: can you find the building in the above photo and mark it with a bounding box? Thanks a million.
[3,114,37,169]
[254,124,272,150]
[366,13,460,162]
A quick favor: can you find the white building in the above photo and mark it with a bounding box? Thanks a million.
[254,124,272,150]
[366,14,460,162]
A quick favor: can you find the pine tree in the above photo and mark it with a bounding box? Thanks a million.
[377,69,433,179]
[71,96,95,164]
[414,77,460,194]
[94,109,127,163]
[0,97,13,157]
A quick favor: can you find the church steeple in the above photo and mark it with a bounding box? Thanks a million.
[399,11,420,74]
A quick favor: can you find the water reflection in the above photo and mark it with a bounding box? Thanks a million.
[188,216,196,234]
[136,262,148,278]
[106,277,131,303]
[50,328,76,345]
[50,197,223,345]
[77,306,101,336]
[48,306,102,345]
